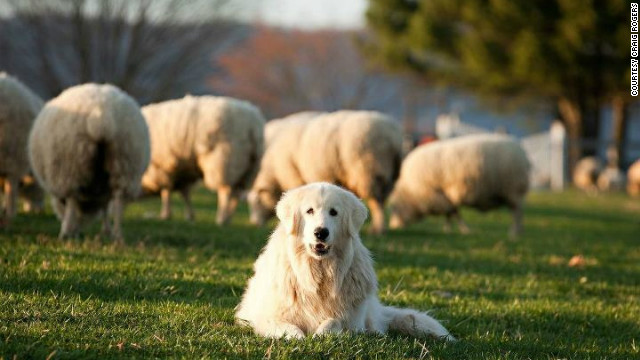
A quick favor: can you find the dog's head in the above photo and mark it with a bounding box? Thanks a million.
[276,182,368,259]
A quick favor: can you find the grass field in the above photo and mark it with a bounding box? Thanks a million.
[1,188,639,359]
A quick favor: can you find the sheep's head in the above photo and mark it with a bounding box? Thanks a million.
[388,188,420,229]
[140,165,166,195]
[247,188,279,226]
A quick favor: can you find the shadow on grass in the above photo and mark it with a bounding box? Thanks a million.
[0,261,244,306]
[373,244,640,286]
[3,308,637,360]
[525,201,639,225]
[0,333,188,359]
[3,210,271,260]
[445,309,640,360]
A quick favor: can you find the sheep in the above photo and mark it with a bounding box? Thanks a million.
[0,73,44,224]
[28,83,150,240]
[248,113,318,226]
[388,133,530,238]
[596,147,626,192]
[0,174,45,213]
[597,167,626,192]
[572,156,603,194]
[628,159,640,197]
[140,95,265,224]
[248,110,403,234]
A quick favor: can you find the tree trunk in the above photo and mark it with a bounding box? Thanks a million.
[581,99,601,157]
[610,96,628,168]
[557,97,582,171]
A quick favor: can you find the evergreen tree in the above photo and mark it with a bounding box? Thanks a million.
[366,0,631,167]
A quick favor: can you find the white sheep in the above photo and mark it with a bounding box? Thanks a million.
[597,167,626,192]
[596,147,626,192]
[627,159,640,197]
[572,156,603,194]
[140,95,265,224]
[388,133,530,238]
[28,83,150,240]
[248,110,403,234]
[0,73,44,224]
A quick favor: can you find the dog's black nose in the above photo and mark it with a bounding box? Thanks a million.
[313,227,329,241]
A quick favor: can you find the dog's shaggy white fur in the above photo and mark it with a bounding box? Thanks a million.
[236,182,454,340]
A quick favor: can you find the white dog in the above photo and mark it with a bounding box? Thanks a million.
[236,182,454,340]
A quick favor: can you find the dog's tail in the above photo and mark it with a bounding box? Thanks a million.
[382,305,455,341]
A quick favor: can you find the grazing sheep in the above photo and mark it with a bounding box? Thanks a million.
[0,73,44,224]
[573,157,603,194]
[248,113,317,226]
[28,83,150,240]
[0,174,45,213]
[628,159,640,197]
[249,110,403,234]
[597,167,626,192]
[597,147,626,192]
[388,133,530,238]
[140,95,265,224]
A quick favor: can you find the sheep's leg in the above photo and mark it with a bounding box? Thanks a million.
[160,188,172,220]
[443,214,453,233]
[216,186,232,225]
[111,190,124,244]
[366,198,385,235]
[451,210,470,234]
[101,207,112,238]
[226,189,241,219]
[179,187,195,221]
[3,177,18,219]
[509,200,523,240]
[59,198,80,239]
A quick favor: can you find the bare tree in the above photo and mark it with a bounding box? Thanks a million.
[210,27,428,119]
[0,0,248,103]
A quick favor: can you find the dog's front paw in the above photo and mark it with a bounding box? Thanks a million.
[264,322,305,339]
[284,327,305,340]
[314,318,342,336]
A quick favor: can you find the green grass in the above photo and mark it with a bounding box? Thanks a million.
[1,188,639,359]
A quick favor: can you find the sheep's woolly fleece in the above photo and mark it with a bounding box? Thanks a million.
[389,133,530,236]
[140,95,265,224]
[0,73,44,219]
[250,110,403,234]
[28,83,149,238]
[627,159,640,196]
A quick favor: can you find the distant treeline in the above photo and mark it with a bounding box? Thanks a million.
[0,12,250,103]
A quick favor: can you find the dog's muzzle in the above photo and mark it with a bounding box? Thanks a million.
[309,227,331,256]
[310,242,330,256]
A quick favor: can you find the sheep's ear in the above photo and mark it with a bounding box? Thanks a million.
[276,189,302,235]
[345,191,368,238]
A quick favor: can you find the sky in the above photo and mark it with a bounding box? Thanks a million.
[240,0,368,29]
[0,0,368,29]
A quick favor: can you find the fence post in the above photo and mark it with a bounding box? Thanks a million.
[550,121,567,191]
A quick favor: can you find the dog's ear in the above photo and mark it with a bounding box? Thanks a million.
[345,191,368,238]
[276,188,302,235]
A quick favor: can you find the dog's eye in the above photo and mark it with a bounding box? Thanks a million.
[329,208,338,216]
[306,208,314,215]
